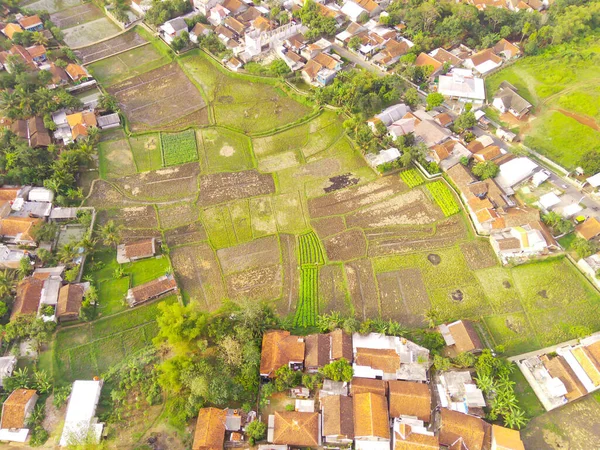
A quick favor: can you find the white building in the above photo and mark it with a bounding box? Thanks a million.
[365,148,401,168]
[59,380,104,447]
[159,17,188,45]
[437,69,486,106]
[494,157,538,195]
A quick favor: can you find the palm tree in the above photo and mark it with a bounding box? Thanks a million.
[424,307,441,329]
[504,407,528,430]
[78,234,97,254]
[474,373,495,394]
[57,243,77,265]
[0,269,15,298]
[99,220,122,249]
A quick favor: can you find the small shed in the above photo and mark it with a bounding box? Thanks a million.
[539,193,561,211]
[97,113,120,130]
[27,187,54,203]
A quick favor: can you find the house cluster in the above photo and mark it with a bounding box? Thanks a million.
[460,0,549,13]
[191,327,526,450]
[0,378,103,445]
[514,331,600,411]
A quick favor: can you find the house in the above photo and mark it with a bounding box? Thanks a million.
[305,333,330,372]
[301,38,332,60]
[0,356,17,388]
[209,4,230,25]
[65,64,90,83]
[301,52,343,87]
[321,395,354,445]
[11,117,51,148]
[438,320,483,357]
[0,389,38,442]
[429,47,463,67]
[0,216,41,246]
[493,39,521,59]
[388,380,431,422]
[59,380,103,447]
[190,22,212,43]
[341,1,369,22]
[2,23,22,40]
[437,69,486,105]
[367,103,410,132]
[351,377,387,396]
[434,112,454,128]
[25,44,46,63]
[492,82,532,119]
[411,110,451,147]
[116,238,156,264]
[414,52,443,77]
[126,274,178,307]
[491,424,525,450]
[464,48,503,75]
[18,15,43,31]
[353,392,389,450]
[97,113,120,130]
[160,17,188,45]
[11,276,43,320]
[365,148,401,168]
[438,408,489,450]
[222,0,246,15]
[0,244,28,269]
[226,57,243,71]
[66,111,97,141]
[45,63,69,88]
[473,145,502,162]
[193,0,222,15]
[392,417,438,450]
[576,217,600,241]
[320,379,348,397]
[490,222,553,261]
[352,333,430,382]
[260,330,305,378]
[270,411,320,447]
[436,371,486,416]
[28,186,54,203]
[192,408,227,450]
[278,47,306,71]
[335,21,365,46]
[494,157,538,193]
[371,38,412,69]
[57,284,85,322]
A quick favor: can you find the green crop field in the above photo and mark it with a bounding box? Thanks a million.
[426,181,460,217]
[161,129,198,166]
[400,168,424,188]
[298,232,325,265]
[199,128,254,172]
[295,266,319,327]
[129,133,163,172]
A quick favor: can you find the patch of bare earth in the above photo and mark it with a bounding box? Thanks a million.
[377,269,430,327]
[197,170,275,207]
[323,229,367,262]
[226,265,282,300]
[319,264,349,314]
[164,221,207,247]
[85,180,128,207]
[157,202,199,230]
[311,216,347,239]
[97,205,159,229]
[217,235,280,275]
[117,163,199,201]
[345,259,380,320]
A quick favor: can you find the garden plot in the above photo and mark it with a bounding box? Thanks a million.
[163,221,207,247]
[345,259,380,320]
[197,170,275,207]
[22,0,82,14]
[311,216,346,240]
[460,240,498,270]
[345,189,443,229]
[249,197,277,238]
[277,234,299,316]
[179,51,312,133]
[199,128,254,172]
[323,229,367,262]
[116,162,200,202]
[226,264,282,300]
[161,130,198,166]
[308,177,407,218]
[75,30,147,64]
[170,243,226,310]
[129,133,162,172]
[85,180,130,208]
[108,63,208,131]
[50,3,103,29]
[217,235,280,275]
[62,17,121,48]
[157,202,199,230]
[121,228,162,243]
[319,264,349,314]
[484,313,539,355]
[97,205,158,229]
[98,138,137,179]
[377,269,430,326]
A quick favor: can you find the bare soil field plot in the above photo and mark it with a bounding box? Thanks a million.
[75,30,147,63]
[22,0,82,14]
[311,216,346,240]
[217,235,280,275]
[278,234,299,316]
[323,229,367,262]
[97,205,158,229]
[85,180,129,208]
[98,138,136,179]
[116,163,199,202]
[308,177,407,218]
[198,128,254,172]
[249,197,277,238]
[226,264,282,300]
[170,243,226,310]
[377,269,430,326]
[121,228,162,243]
[319,264,349,314]
[108,63,208,131]
[163,221,207,247]
[345,189,443,229]
[157,202,199,230]
[345,259,379,320]
[273,191,309,234]
[460,240,498,270]
[50,3,103,29]
[197,170,274,207]
[62,17,120,48]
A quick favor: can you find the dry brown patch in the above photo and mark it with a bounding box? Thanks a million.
[311,216,346,240]
[226,264,282,300]
[323,229,367,262]
[164,221,207,247]
[157,202,199,230]
[116,162,199,201]
[97,205,158,229]
[319,264,349,314]
[345,259,379,320]
[217,235,280,275]
[377,269,430,327]
[197,170,275,207]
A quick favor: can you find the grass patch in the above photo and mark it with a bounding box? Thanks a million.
[198,128,254,172]
[98,139,136,179]
[161,130,198,166]
[510,364,546,419]
[129,133,163,172]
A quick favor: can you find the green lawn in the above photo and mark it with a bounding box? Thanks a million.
[98,139,137,179]
[199,127,254,172]
[129,133,163,172]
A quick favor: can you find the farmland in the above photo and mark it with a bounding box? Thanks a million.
[161,130,198,166]
[426,180,460,217]
[400,168,424,188]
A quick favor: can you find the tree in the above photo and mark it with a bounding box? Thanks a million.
[18,257,33,279]
[57,243,77,265]
[320,358,353,382]
[246,420,267,445]
[426,92,445,110]
[571,237,597,259]
[453,111,476,132]
[99,220,122,249]
[424,307,441,328]
[30,221,58,242]
[403,87,420,108]
[348,36,361,51]
[274,366,301,391]
[0,269,15,298]
[472,161,499,180]
[269,59,291,77]
[153,302,209,355]
[218,335,244,368]
[580,150,600,176]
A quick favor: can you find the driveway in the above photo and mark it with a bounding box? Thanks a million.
[330,43,385,77]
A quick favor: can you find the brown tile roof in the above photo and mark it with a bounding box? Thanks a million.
[356,0,379,12]
[430,48,463,66]
[469,48,502,67]
[214,25,236,40]
[355,347,400,373]
[492,424,524,450]
[253,15,272,32]
[313,52,339,70]
[11,277,43,319]
[467,140,484,153]
[468,197,493,212]
[329,329,352,361]
[260,330,305,377]
[129,275,177,306]
[446,163,475,193]
[430,144,450,161]
[192,407,226,450]
[388,381,431,422]
[0,188,20,201]
[57,284,84,320]
[435,113,454,127]
[1,389,37,429]
[305,333,330,369]
[576,217,600,241]
[302,59,321,80]
[273,411,320,447]
[493,39,521,58]
[238,6,262,23]
[394,425,439,450]
[445,320,483,354]
[351,377,387,396]
[66,63,88,81]
[222,0,244,13]
[124,238,155,259]
[18,15,42,29]
[501,206,540,228]
[224,16,245,34]
[541,354,586,402]
[383,39,409,59]
[353,393,389,439]
[321,395,354,438]
[496,236,521,251]
[476,208,498,224]
[26,44,45,59]
[415,53,442,72]
[439,408,488,450]
[0,216,41,241]
[474,145,501,161]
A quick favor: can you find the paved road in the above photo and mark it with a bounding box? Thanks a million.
[331,43,385,77]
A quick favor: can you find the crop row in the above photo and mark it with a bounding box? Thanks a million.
[161,130,198,166]
[298,232,324,266]
[426,180,460,217]
[294,266,318,327]
[400,168,424,188]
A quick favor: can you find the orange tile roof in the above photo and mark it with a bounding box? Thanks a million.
[260,330,305,377]
[192,408,226,450]
[65,63,88,81]
[0,187,20,201]
[469,48,502,67]
[445,320,483,354]
[1,389,37,429]
[3,23,23,40]
[353,393,389,439]
[273,411,320,447]
[355,347,400,373]
[394,425,439,450]
[492,424,525,450]
[415,53,442,72]
[11,277,43,320]
[576,217,600,241]
[440,409,488,450]
[57,284,84,320]
[71,123,88,140]
[351,377,387,396]
[321,395,354,438]
[388,381,431,422]
[474,145,501,161]
[541,354,586,402]
[26,44,46,58]
[476,208,498,224]
[66,111,97,129]
[493,39,521,58]
[329,329,352,361]
[124,239,155,259]
[0,216,40,241]
[18,15,42,29]
[468,196,494,212]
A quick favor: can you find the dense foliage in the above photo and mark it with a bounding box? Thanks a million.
[145,0,191,26]
[295,0,337,40]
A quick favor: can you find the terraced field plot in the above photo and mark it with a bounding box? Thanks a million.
[75,29,148,64]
